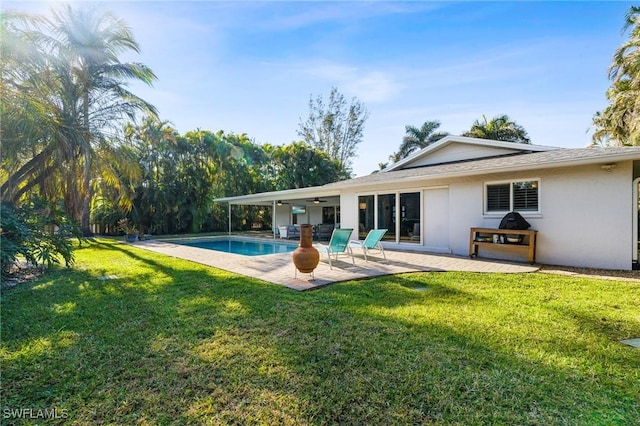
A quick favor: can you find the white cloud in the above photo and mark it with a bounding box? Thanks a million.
[301,62,401,103]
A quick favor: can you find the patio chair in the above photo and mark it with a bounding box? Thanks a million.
[315,228,355,269]
[286,225,300,239]
[348,229,387,261]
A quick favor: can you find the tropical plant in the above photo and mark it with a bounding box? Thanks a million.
[462,114,531,144]
[265,141,346,190]
[116,218,137,235]
[297,87,369,175]
[393,120,449,161]
[0,6,157,236]
[123,117,179,234]
[592,6,640,146]
[90,193,122,235]
[0,198,81,279]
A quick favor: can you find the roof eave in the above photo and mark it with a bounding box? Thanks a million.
[334,151,639,190]
[214,186,342,205]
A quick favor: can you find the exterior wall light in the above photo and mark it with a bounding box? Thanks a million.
[600,163,617,173]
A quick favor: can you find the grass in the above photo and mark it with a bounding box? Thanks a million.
[1,239,639,425]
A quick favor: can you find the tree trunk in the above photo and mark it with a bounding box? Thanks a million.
[80,138,93,237]
[80,90,94,237]
[81,191,93,236]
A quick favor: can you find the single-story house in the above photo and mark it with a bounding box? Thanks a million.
[215,136,640,270]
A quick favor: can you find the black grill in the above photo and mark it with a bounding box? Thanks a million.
[499,212,531,230]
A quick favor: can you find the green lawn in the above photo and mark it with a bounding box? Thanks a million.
[2,239,638,425]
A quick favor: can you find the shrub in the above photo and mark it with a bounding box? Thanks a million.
[0,199,81,279]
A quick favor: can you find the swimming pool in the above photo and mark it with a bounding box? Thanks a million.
[177,238,297,256]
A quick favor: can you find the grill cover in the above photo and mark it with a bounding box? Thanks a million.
[499,212,531,230]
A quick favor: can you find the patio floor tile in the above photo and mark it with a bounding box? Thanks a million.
[136,240,539,291]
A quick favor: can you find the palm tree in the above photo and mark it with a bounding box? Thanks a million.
[1,12,81,209]
[396,120,449,160]
[592,6,640,146]
[49,5,157,235]
[0,6,157,235]
[462,114,531,144]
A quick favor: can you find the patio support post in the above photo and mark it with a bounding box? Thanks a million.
[228,203,231,235]
[634,178,640,263]
[395,193,400,244]
[272,200,276,239]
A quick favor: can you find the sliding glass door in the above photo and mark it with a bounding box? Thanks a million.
[377,194,396,241]
[400,192,420,244]
[358,191,421,243]
[358,195,375,239]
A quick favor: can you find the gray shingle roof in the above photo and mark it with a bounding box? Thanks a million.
[215,146,640,204]
[323,147,640,189]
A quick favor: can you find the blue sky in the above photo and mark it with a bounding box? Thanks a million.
[7,1,636,176]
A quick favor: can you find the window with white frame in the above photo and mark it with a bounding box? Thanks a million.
[485,180,539,214]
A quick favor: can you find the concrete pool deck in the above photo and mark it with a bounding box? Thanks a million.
[135,239,539,291]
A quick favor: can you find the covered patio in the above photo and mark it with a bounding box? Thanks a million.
[215,187,342,240]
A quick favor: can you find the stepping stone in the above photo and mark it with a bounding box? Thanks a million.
[97,275,118,280]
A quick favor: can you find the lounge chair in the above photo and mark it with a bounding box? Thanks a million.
[348,229,387,261]
[315,228,355,269]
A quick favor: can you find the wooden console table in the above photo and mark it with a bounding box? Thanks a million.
[469,227,538,264]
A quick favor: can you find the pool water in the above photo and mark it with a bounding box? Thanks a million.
[179,239,297,256]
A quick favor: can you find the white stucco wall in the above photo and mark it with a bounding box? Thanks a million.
[339,161,634,270]
[274,205,291,228]
[307,205,323,225]
[340,192,358,239]
[532,162,632,269]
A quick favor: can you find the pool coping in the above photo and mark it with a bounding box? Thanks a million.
[133,237,539,291]
[168,235,299,256]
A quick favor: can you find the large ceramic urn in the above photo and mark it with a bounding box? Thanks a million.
[292,224,320,274]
